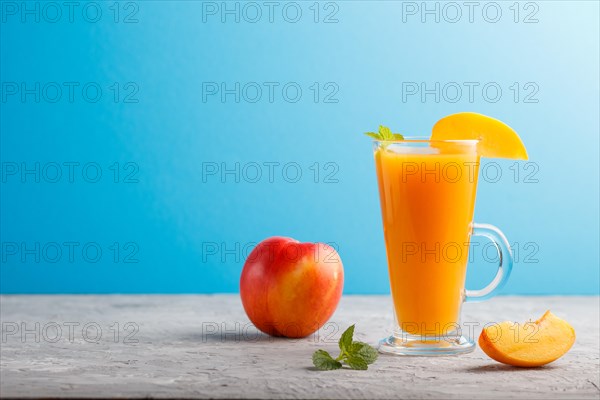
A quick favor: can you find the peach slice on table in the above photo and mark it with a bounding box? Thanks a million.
[431,112,529,160]
[479,311,575,367]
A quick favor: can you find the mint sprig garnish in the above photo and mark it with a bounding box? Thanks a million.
[312,325,378,371]
[365,125,404,141]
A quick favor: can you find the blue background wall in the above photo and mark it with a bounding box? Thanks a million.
[1,1,598,294]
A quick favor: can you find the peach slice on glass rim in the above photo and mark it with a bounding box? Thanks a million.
[431,112,529,160]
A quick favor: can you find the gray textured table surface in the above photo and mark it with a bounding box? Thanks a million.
[0,295,599,399]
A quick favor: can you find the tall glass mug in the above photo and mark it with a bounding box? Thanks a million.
[373,139,513,355]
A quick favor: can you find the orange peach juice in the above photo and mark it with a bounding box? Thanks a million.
[374,141,479,336]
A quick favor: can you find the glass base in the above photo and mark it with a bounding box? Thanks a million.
[379,333,475,356]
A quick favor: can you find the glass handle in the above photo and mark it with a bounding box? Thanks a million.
[465,223,514,303]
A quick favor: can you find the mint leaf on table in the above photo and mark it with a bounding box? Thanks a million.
[338,324,355,353]
[312,349,342,371]
[352,342,379,364]
[346,355,368,370]
[311,325,378,371]
[364,125,404,141]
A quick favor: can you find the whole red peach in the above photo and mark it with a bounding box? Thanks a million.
[240,236,344,338]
